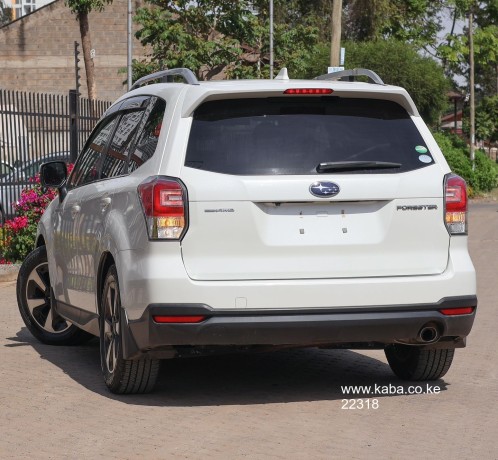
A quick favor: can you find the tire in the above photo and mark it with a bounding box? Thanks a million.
[17,245,92,345]
[385,344,455,381]
[99,265,160,394]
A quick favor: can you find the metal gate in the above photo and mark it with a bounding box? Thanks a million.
[0,89,111,222]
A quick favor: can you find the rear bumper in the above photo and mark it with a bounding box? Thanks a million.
[118,237,476,321]
[121,296,477,359]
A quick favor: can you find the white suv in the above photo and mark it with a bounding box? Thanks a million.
[17,68,477,394]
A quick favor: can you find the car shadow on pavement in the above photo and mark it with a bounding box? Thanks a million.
[6,327,449,406]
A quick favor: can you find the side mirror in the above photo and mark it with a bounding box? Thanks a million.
[40,161,68,201]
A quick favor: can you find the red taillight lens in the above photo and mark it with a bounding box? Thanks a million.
[153,315,206,323]
[444,174,467,235]
[284,88,333,95]
[439,307,475,316]
[138,177,187,240]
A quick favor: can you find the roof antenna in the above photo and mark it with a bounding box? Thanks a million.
[274,67,289,81]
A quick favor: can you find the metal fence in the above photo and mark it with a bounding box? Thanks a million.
[0,88,111,222]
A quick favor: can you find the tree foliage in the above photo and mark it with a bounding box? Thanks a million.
[262,1,498,98]
[249,0,446,47]
[341,0,444,46]
[134,0,318,81]
[432,131,498,194]
[345,41,450,125]
[65,0,110,15]
[303,40,450,124]
[437,1,498,94]
[471,96,498,142]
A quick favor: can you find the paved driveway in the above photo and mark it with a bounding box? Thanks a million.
[1,202,497,459]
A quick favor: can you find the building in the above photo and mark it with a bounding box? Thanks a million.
[3,0,52,21]
[441,110,463,135]
[0,0,145,101]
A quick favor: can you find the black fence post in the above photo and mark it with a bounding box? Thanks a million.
[69,89,79,163]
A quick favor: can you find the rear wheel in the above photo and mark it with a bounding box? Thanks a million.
[385,344,454,380]
[17,245,92,345]
[99,265,160,394]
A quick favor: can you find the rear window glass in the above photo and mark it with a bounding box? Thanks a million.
[185,97,434,175]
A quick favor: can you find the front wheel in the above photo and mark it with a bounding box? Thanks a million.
[99,265,160,394]
[17,245,92,345]
[385,344,455,381]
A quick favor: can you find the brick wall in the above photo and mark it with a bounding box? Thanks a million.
[0,0,145,101]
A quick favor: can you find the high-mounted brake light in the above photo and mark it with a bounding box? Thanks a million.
[439,307,474,316]
[444,174,467,235]
[138,176,187,240]
[284,88,333,95]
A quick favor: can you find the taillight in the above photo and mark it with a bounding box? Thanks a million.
[138,176,187,240]
[444,174,467,235]
[284,88,333,95]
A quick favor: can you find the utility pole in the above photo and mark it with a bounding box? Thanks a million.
[469,5,475,169]
[330,0,342,67]
[127,0,132,90]
[270,0,274,78]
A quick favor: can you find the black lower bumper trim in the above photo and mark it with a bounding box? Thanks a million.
[120,296,477,359]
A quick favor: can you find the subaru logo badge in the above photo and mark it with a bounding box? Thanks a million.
[309,181,340,198]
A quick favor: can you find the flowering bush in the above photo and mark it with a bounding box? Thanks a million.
[1,164,73,263]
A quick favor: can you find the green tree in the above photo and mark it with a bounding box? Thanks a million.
[134,0,318,81]
[304,40,450,124]
[437,1,498,95]
[65,0,112,100]
[341,0,444,44]
[250,1,496,97]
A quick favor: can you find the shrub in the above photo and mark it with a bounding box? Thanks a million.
[432,132,498,195]
[1,165,73,263]
[473,150,498,192]
[432,132,474,182]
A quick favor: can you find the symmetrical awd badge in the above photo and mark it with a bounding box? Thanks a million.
[309,181,340,198]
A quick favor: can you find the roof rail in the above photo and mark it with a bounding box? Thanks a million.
[315,68,385,85]
[130,68,200,91]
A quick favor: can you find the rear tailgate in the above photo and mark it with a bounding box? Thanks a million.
[179,96,449,281]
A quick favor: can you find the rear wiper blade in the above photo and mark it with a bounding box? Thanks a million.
[316,161,402,173]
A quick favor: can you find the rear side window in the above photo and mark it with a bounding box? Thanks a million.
[128,97,166,173]
[185,97,434,175]
[101,110,145,179]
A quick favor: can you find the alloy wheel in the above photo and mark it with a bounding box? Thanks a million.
[25,262,70,334]
[103,278,120,374]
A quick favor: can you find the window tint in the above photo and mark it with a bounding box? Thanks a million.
[68,116,119,188]
[128,97,166,173]
[101,110,145,179]
[185,98,434,175]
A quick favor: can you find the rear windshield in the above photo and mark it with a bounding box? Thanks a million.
[185,97,434,175]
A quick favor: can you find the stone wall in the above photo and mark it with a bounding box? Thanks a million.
[0,0,145,101]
